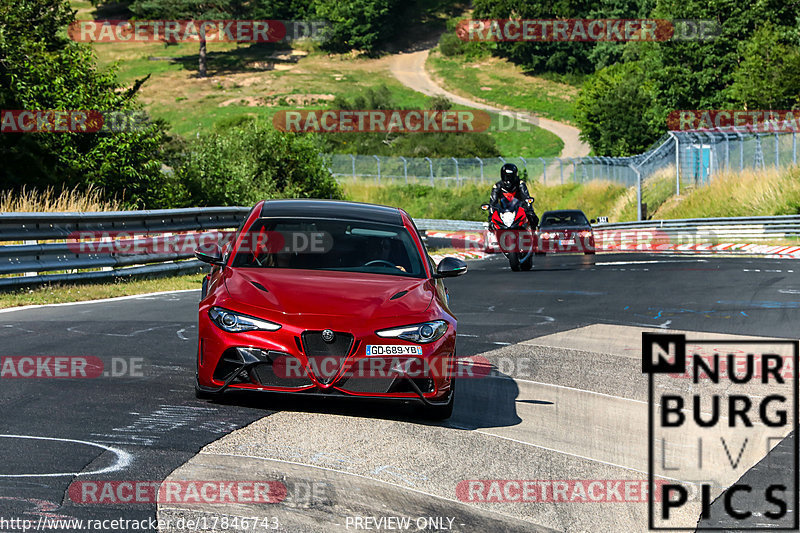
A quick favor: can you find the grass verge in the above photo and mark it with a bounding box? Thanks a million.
[427,51,578,124]
[0,273,204,309]
[342,180,627,222]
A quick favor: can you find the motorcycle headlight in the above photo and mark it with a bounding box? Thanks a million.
[376,320,448,344]
[500,212,516,227]
[208,306,281,333]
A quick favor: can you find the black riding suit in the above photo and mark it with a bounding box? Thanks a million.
[489,180,539,229]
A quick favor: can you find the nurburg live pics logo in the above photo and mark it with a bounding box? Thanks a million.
[642,332,799,530]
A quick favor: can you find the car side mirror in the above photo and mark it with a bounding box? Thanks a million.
[480,203,491,211]
[195,243,225,266]
[434,256,468,278]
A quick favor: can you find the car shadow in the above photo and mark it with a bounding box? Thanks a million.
[200,365,534,430]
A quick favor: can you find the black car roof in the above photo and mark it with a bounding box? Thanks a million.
[259,199,404,225]
[541,209,587,216]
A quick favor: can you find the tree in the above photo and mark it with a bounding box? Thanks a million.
[129,0,240,77]
[178,122,342,206]
[640,0,800,111]
[314,0,400,54]
[575,61,665,156]
[726,25,800,110]
[0,0,175,208]
[471,0,650,74]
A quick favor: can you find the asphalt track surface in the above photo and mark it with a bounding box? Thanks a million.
[0,253,798,532]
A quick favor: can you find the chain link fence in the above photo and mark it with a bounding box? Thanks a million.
[325,128,800,219]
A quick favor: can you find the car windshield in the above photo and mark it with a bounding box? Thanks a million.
[540,212,589,227]
[232,218,426,278]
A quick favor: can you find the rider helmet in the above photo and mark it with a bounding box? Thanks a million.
[500,163,519,190]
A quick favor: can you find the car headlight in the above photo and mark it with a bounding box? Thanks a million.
[579,230,593,237]
[376,320,448,344]
[540,232,556,239]
[208,306,281,333]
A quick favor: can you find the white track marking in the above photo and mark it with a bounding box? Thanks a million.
[0,289,199,314]
[0,435,131,477]
[596,260,708,266]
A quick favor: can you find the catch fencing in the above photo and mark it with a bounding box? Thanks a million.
[327,128,800,221]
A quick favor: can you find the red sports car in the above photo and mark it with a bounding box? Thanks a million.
[194,200,467,419]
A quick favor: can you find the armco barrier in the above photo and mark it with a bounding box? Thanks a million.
[0,208,250,289]
[2,211,799,289]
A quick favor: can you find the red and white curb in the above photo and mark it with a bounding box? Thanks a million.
[425,230,800,259]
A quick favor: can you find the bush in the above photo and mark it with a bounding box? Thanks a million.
[439,32,466,57]
[178,123,342,206]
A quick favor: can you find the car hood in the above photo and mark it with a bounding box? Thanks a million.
[224,268,434,318]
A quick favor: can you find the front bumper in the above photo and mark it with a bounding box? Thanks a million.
[197,311,456,405]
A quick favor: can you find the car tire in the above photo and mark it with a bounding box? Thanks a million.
[422,379,455,420]
[508,252,521,271]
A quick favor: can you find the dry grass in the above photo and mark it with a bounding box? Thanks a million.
[0,185,122,212]
[655,166,800,219]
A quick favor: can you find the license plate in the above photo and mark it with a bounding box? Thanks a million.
[559,239,575,246]
[366,345,423,356]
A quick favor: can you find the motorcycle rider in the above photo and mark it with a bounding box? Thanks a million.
[489,163,539,229]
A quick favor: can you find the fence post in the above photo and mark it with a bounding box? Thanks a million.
[632,165,643,221]
[476,157,484,183]
[794,132,797,166]
[350,154,356,180]
[733,130,744,171]
[559,159,564,184]
[539,157,546,184]
[400,156,408,184]
[668,132,680,195]
[374,155,381,184]
[452,157,460,186]
[775,133,780,168]
[425,157,434,186]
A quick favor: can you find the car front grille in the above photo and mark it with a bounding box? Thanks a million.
[301,331,354,385]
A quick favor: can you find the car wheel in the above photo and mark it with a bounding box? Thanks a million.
[421,379,455,420]
[508,252,521,271]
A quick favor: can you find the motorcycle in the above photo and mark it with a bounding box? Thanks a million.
[481,194,536,271]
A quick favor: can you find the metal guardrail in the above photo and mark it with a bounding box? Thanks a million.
[2,210,798,289]
[0,208,250,289]
[594,215,800,242]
